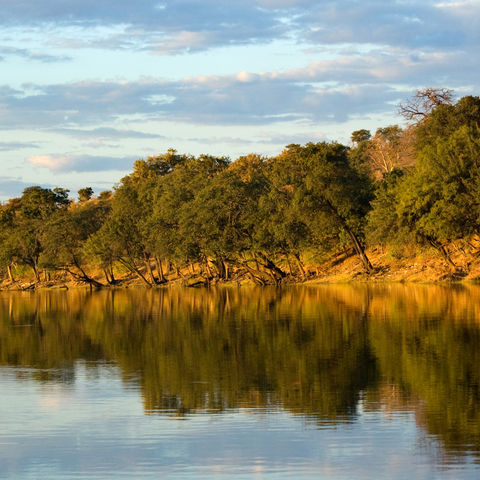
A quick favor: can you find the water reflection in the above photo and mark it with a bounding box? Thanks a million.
[1,284,480,462]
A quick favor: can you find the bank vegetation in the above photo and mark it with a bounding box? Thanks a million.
[2,89,480,288]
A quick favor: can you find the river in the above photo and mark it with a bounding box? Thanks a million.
[0,285,479,479]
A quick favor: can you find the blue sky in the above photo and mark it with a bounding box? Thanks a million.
[1,0,479,200]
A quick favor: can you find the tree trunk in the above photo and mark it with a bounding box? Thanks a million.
[71,255,104,287]
[103,268,111,284]
[427,237,457,270]
[241,263,267,285]
[294,253,306,279]
[144,254,158,285]
[31,263,40,282]
[155,257,165,283]
[117,257,152,286]
[256,252,286,280]
[214,256,226,280]
[236,256,272,285]
[7,264,15,283]
[345,227,374,274]
[325,199,374,274]
[203,257,213,279]
[224,260,230,280]
[286,254,294,276]
[103,267,116,285]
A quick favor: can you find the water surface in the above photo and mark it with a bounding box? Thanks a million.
[0,285,479,479]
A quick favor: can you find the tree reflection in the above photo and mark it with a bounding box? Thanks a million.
[0,285,480,457]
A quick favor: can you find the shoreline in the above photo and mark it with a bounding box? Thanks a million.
[2,247,479,291]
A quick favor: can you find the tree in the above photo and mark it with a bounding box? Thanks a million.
[0,199,20,282]
[78,187,94,202]
[366,169,407,247]
[148,153,230,271]
[394,125,480,268]
[0,187,70,281]
[351,129,371,144]
[40,200,110,286]
[270,143,374,273]
[398,88,454,124]
[255,152,313,279]
[89,180,152,285]
[415,95,480,151]
[179,154,270,281]
[363,126,415,179]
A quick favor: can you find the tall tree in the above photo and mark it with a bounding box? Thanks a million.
[398,88,454,124]
[41,200,110,286]
[395,125,480,268]
[270,143,374,273]
[0,187,70,281]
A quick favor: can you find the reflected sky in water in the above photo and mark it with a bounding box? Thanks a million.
[0,285,479,479]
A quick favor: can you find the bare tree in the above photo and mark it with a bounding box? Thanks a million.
[398,88,454,124]
[364,125,416,179]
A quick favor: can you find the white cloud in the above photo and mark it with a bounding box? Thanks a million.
[435,1,479,8]
[27,154,70,170]
[26,154,134,173]
[0,43,477,133]
[151,30,214,55]
[0,0,479,204]
[1,0,477,54]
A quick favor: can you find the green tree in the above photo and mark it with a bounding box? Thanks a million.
[270,143,374,273]
[366,169,407,247]
[395,126,480,268]
[0,187,70,281]
[178,154,269,281]
[40,200,110,286]
[77,187,94,202]
[415,95,480,151]
[148,153,230,272]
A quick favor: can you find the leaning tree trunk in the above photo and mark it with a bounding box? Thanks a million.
[203,256,213,279]
[285,254,294,277]
[294,253,306,280]
[103,268,111,284]
[154,257,166,283]
[71,255,104,287]
[345,227,374,274]
[103,266,116,285]
[7,264,15,283]
[30,262,40,282]
[214,256,227,280]
[256,252,287,283]
[325,199,374,274]
[117,257,152,286]
[426,236,457,271]
[143,253,158,285]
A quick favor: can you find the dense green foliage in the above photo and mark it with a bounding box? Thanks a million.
[2,92,480,284]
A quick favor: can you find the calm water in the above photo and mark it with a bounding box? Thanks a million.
[0,285,480,479]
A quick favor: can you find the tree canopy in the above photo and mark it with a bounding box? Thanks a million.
[2,92,480,285]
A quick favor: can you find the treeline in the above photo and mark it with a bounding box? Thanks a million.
[2,89,480,286]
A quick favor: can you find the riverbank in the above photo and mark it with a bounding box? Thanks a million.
[1,245,478,291]
[305,246,476,283]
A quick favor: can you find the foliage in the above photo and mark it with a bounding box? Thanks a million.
[394,126,480,249]
[2,92,480,283]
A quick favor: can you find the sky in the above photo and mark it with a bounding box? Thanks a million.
[1,0,479,200]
